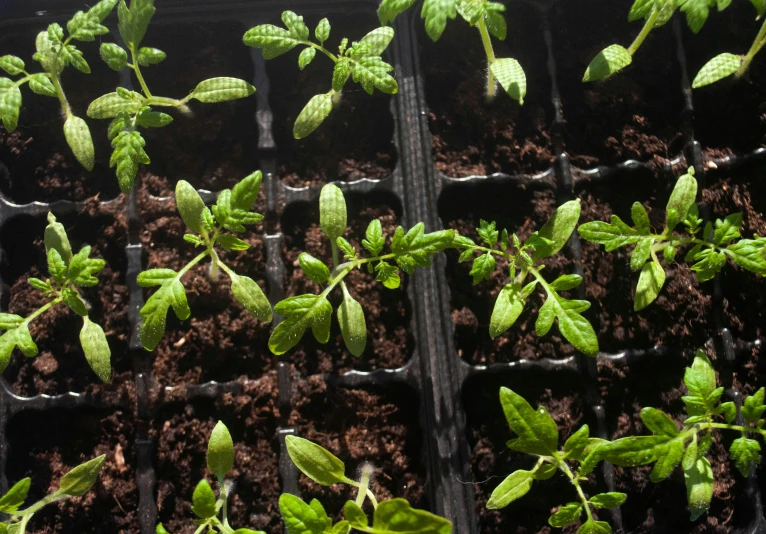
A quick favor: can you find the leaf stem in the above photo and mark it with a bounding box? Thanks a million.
[176,251,211,283]
[48,71,72,118]
[738,15,766,77]
[303,41,339,63]
[628,9,660,56]
[476,18,497,100]
[23,296,64,327]
[554,454,593,523]
[129,44,153,98]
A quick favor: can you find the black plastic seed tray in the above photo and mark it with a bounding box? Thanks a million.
[0,0,765,533]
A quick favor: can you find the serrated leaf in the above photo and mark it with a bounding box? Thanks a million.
[62,287,88,316]
[680,0,721,34]
[477,220,498,246]
[0,78,22,132]
[358,27,395,56]
[80,317,111,382]
[634,261,666,311]
[293,93,332,139]
[579,520,612,534]
[533,200,581,259]
[564,424,590,460]
[583,44,633,82]
[315,18,331,42]
[58,455,105,496]
[333,59,353,92]
[192,77,255,103]
[279,493,326,534]
[548,502,582,528]
[491,58,526,104]
[352,57,398,95]
[685,457,713,520]
[375,261,401,289]
[191,479,216,518]
[337,237,357,261]
[371,498,452,533]
[379,0,417,24]
[338,287,366,357]
[100,43,128,71]
[0,56,24,76]
[421,0,457,41]
[685,350,717,401]
[469,253,495,284]
[269,295,332,354]
[298,47,316,70]
[0,478,30,513]
[629,0,654,21]
[500,387,558,456]
[743,387,766,423]
[136,47,165,66]
[110,130,149,193]
[117,0,156,47]
[578,215,639,251]
[362,219,385,256]
[60,44,90,74]
[243,24,303,59]
[486,470,535,509]
[713,213,742,245]
[730,437,761,477]
[28,73,57,97]
[208,421,234,480]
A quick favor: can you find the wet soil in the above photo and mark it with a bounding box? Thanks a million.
[421,4,555,178]
[280,190,413,374]
[0,202,132,398]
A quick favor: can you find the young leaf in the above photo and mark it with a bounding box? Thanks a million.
[57,455,106,496]
[191,479,216,519]
[742,387,766,423]
[578,215,639,251]
[63,115,95,171]
[110,130,149,193]
[176,180,207,234]
[299,253,331,284]
[285,435,348,486]
[371,498,452,533]
[320,184,347,242]
[499,387,558,456]
[579,520,612,534]
[80,317,111,382]
[684,350,717,402]
[0,56,25,76]
[359,27,395,55]
[634,261,666,311]
[564,424,590,460]
[490,58,526,104]
[298,47,316,69]
[0,78,21,132]
[469,253,495,284]
[344,501,368,528]
[693,52,742,88]
[685,457,713,521]
[338,286,366,357]
[100,43,128,71]
[548,502,582,528]
[279,494,328,534]
[589,492,627,509]
[421,0,458,41]
[316,18,331,42]
[362,219,385,256]
[208,421,234,480]
[641,407,679,437]
[0,478,30,513]
[378,0,418,24]
[666,172,698,230]
[28,74,57,97]
[269,295,333,354]
[191,77,256,103]
[44,212,73,265]
[583,44,633,82]
[487,469,535,509]
[729,437,761,477]
[229,273,272,321]
[489,285,525,338]
[533,200,581,259]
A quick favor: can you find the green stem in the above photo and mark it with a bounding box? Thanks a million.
[176,251,210,283]
[23,296,63,327]
[355,464,374,507]
[129,44,153,98]
[738,15,766,77]
[476,18,497,99]
[707,422,766,439]
[554,455,593,523]
[48,72,72,118]
[628,9,660,56]
[16,492,63,533]
[303,41,339,63]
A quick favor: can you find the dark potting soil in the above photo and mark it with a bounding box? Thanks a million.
[137,193,272,386]
[420,4,555,178]
[280,191,413,374]
[0,32,120,203]
[551,0,685,169]
[138,20,261,196]
[684,1,766,156]
[0,202,133,398]
[6,407,138,534]
[464,369,587,534]
[289,377,427,522]
[266,11,397,187]
[152,375,282,534]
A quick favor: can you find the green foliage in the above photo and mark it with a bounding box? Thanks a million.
[488,350,766,530]
[89,0,256,193]
[244,11,398,138]
[138,172,271,351]
[455,200,598,356]
[0,213,111,382]
[269,183,453,357]
[157,422,266,534]
[579,169,766,310]
[0,0,118,168]
[585,0,731,82]
[0,455,105,532]
[377,0,524,101]
[283,435,452,533]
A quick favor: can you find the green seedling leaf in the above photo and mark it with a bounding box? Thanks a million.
[536,294,598,356]
[88,91,145,119]
[730,437,761,477]
[208,421,234,480]
[136,108,173,128]
[299,253,331,284]
[579,520,612,534]
[28,74,57,97]
[285,435,348,486]
[666,172,698,230]
[487,469,534,509]
[100,43,128,71]
[243,11,308,59]
[320,184,347,242]
[359,27,395,56]
[477,220,499,247]
[0,314,24,330]
[110,130,149,193]
[217,235,249,251]
[641,407,679,437]
[139,279,188,351]
[279,494,327,534]
[0,323,38,369]
[578,215,639,251]
[692,53,742,88]
[338,287,366,357]
[80,316,111,382]
[685,457,713,520]
[550,274,582,291]
[191,77,255,103]
[421,0,458,41]
[137,47,166,66]
[191,479,216,519]
[316,18,331,42]
[58,455,105,496]
[583,44,632,82]
[470,253,495,285]
[63,115,95,171]
[378,0,418,24]
[500,387,558,456]
[489,284,525,338]
[564,424,590,460]
[298,47,316,70]
[548,502,582,528]
[363,219,385,256]
[684,350,717,402]
[490,58,526,104]
[294,93,332,139]
[229,273,272,321]
[0,478,30,514]
[634,260,666,311]
[713,213,742,245]
[533,200,581,259]
[351,56,398,95]
[344,501,367,528]
[117,0,156,47]
[0,78,22,132]
[44,212,73,265]
[589,492,627,509]
[0,56,25,76]
[630,238,653,271]
[269,294,332,354]
[371,498,452,533]
[742,387,766,423]
[176,180,206,234]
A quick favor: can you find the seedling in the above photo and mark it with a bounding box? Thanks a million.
[453,200,599,357]
[583,0,730,82]
[488,388,623,533]
[0,0,118,170]
[88,0,256,193]
[0,455,106,534]
[269,183,453,356]
[692,1,766,88]
[138,172,272,351]
[156,422,265,534]
[578,169,766,311]
[377,0,526,102]
[281,435,453,533]
[0,213,111,382]
[489,350,766,531]
[243,12,398,139]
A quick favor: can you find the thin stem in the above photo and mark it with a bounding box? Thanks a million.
[355,464,373,507]
[176,251,210,281]
[738,15,766,77]
[628,9,660,56]
[303,41,339,63]
[476,18,497,99]
[16,492,63,533]
[48,72,72,118]
[707,422,766,439]
[23,296,63,327]
[555,455,593,523]
[129,44,153,98]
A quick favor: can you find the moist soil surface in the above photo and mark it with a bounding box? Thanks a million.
[421,3,555,178]
[0,201,133,398]
[151,374,424,533]
[266,11,397,187]
[280,191,413,374]
[551,0,685,169]
[6,406,137,534]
